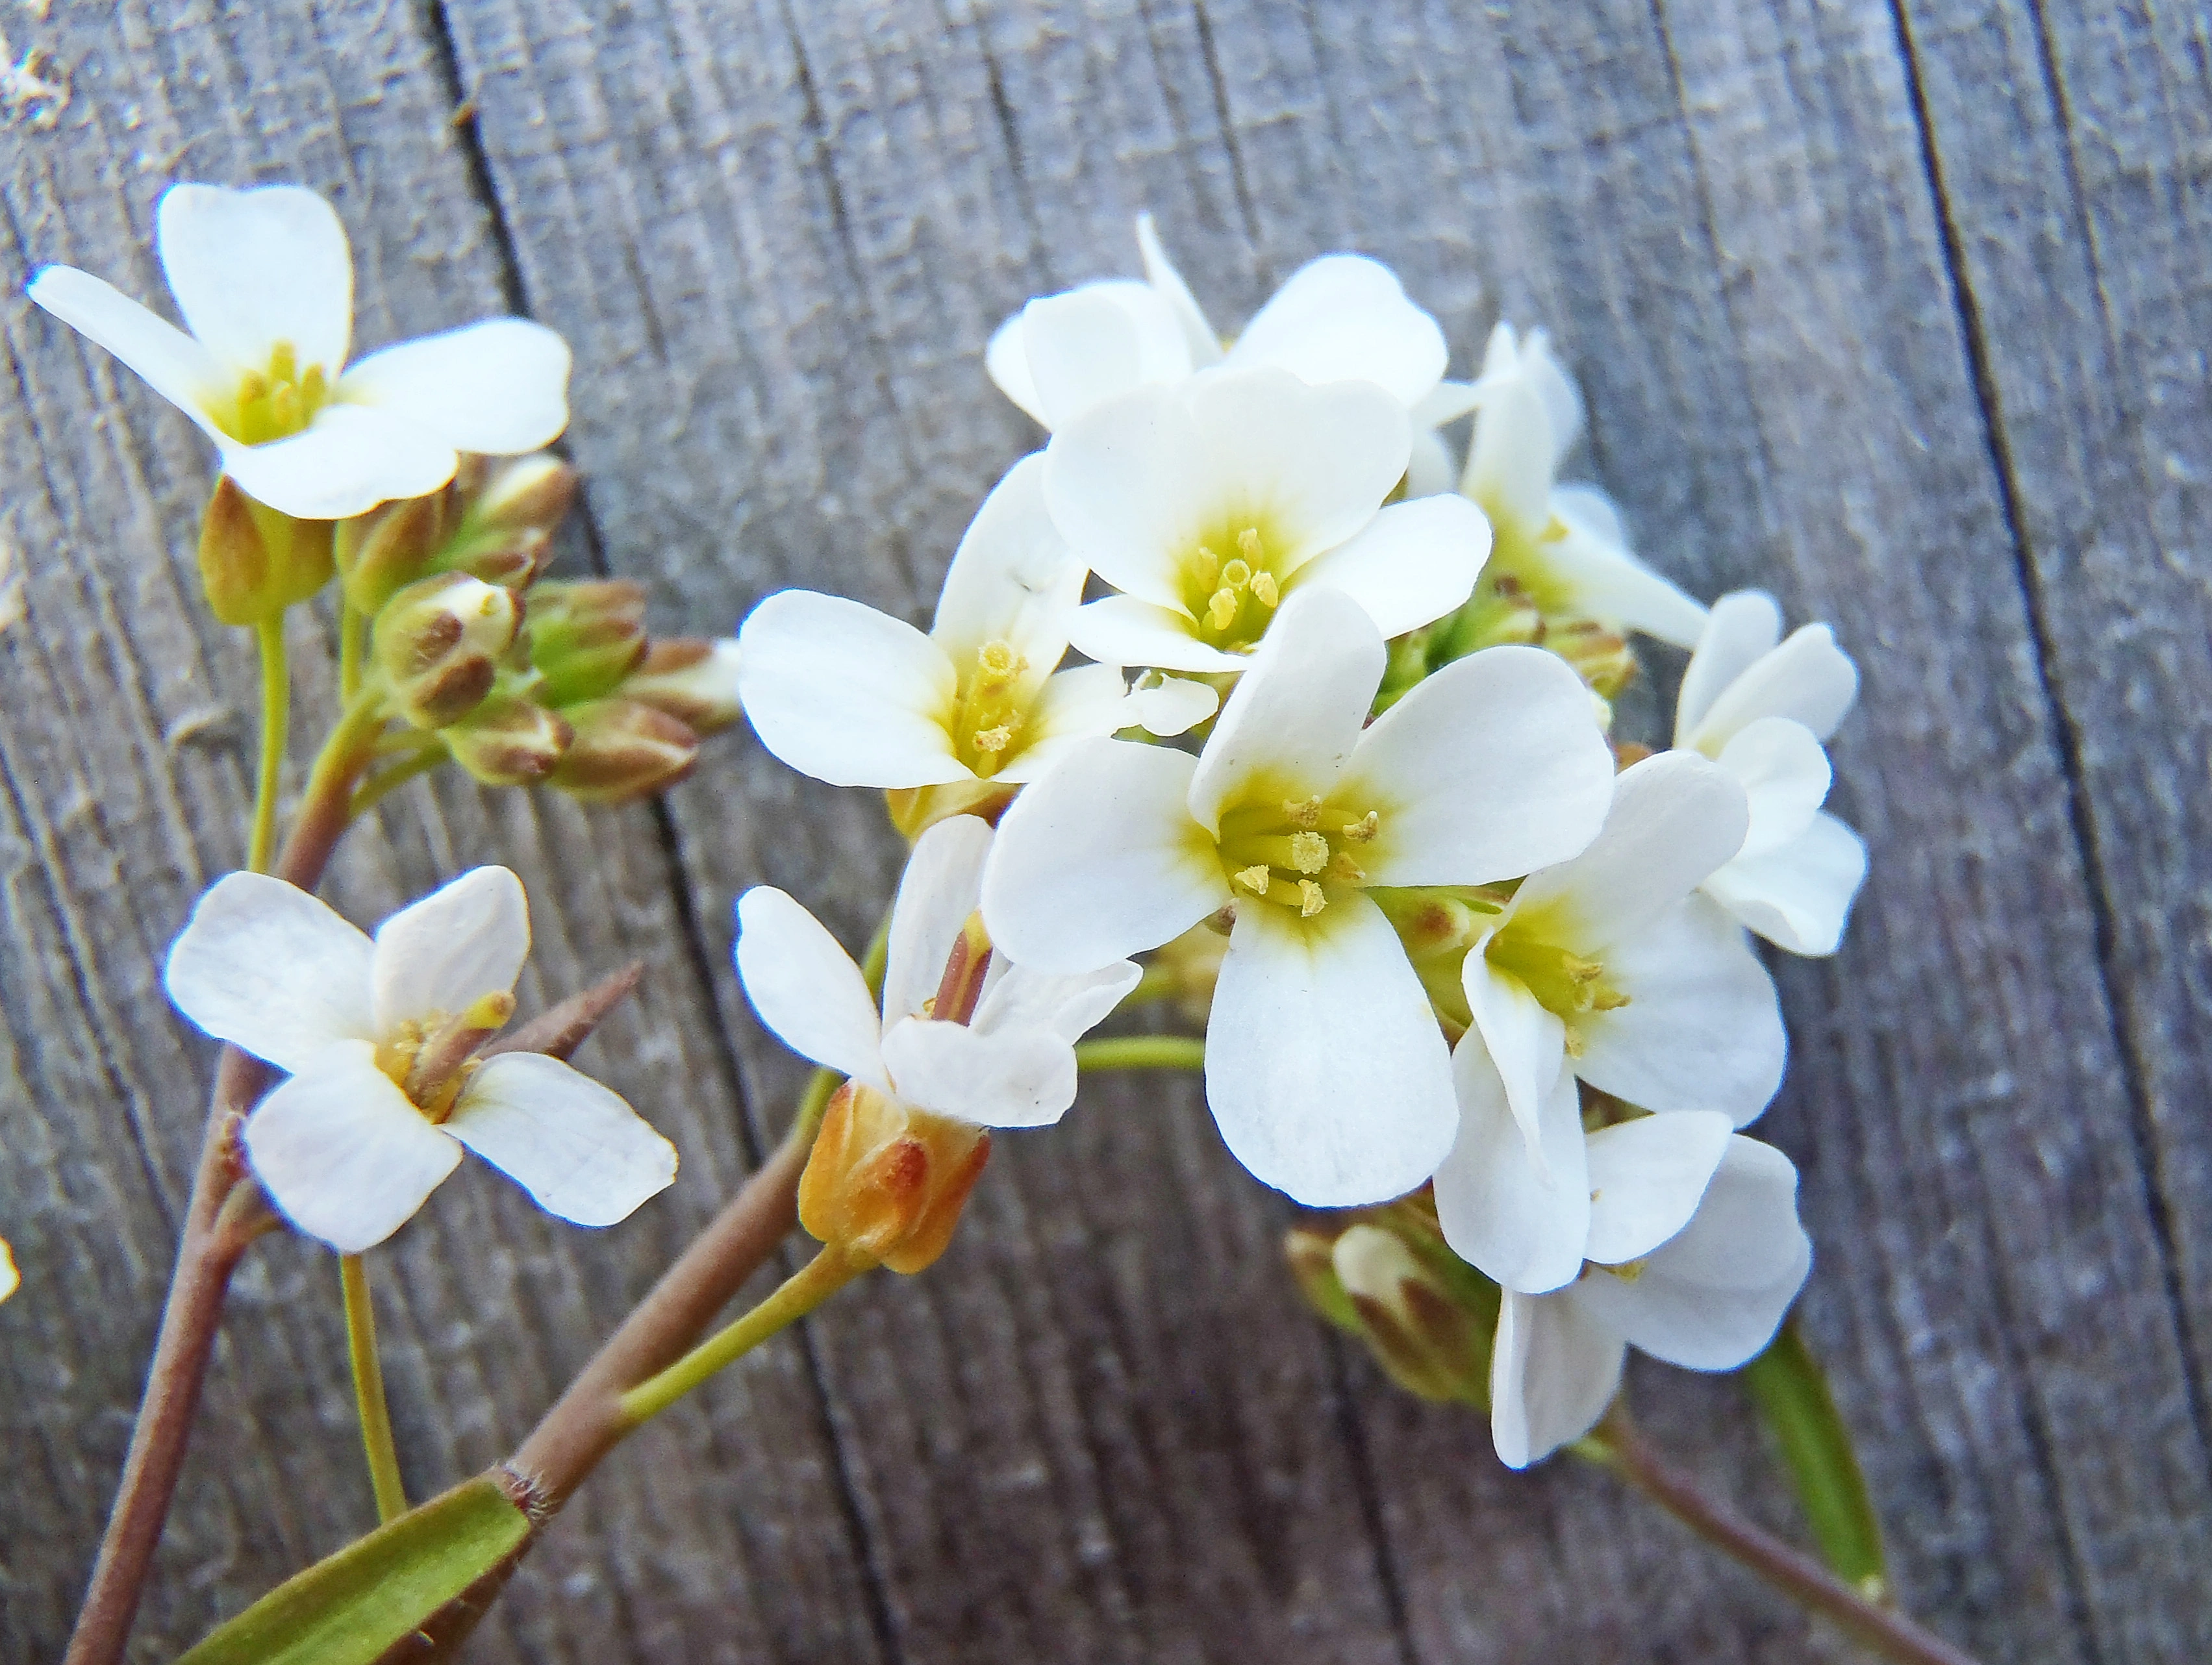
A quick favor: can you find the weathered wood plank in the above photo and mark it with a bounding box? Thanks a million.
[0,6,882,1662]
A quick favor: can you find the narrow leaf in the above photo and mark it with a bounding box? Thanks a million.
[1741,1318,1889,1600]
[180,1475,532,1665]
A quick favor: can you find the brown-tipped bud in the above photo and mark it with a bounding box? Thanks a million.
[444,694,573,786]
[885,779,1016,842]
[527,579,649,706]
[1327,1223,1491,1405]
[471,453,577,534]
[622,638,743,734]
[342,493,447,614]
[1286,1225,1364,1334]
[1546,618,1639,699]
[440,525,552,591]
[373,573,523,729]
[199,479,334,625]
[1446,574,1546,658]
[547,698,698,803]
[799,1082,990,1275]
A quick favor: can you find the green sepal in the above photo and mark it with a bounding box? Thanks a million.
[1741,1318,1889,1601]
[179,1475,531,1665]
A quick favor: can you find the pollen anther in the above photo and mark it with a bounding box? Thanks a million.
[1235,864,1274,896]
[1297,879,1327,918]
[1288,831,1329,873]
[1250,571,1280,608]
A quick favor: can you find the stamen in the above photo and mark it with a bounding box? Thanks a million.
[1250,571,1279,608]
[1340,810,1379,844]
[1193,544,1222,588]
[1592,987,1633,1011]
[972,723,1013,755]
[1327,851,1366,884]
[1208,588,1239,630]
[1288,831,1329,873]
[975,640,1024,688]
[1283,796,1322,829]
[1220,557,1252,590]
[1235,864,1274,896]
[1298,879,1327,918]
[1238,526,1263,561]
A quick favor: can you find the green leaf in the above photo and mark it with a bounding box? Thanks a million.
[1741,1319,1889,1600]
[180,1475,531,1665]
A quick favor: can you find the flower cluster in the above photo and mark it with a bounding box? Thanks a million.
[734,219,1868,1466]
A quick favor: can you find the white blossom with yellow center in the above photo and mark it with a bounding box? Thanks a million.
[737,455,1216,799]
[1043,366,1493,675]
[1674,590,1868,955]
[1457,322,1708,647]
[981,588,1615,1207]
[27,182,571,520]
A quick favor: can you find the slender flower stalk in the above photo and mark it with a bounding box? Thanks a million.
[248,616,288,873]
[1074,1034,1207,1073]
[339,1254,407,1523]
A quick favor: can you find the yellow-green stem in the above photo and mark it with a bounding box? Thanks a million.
[618,1246,866,1428]
[339,1254,407,1524]
[350,745,446,819]
[247,616,289,873]
[1075,1034,1207,1073]
[338,601,366,703]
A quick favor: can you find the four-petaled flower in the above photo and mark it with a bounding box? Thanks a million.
[983,586,1615,1207]
[1675,590,1869,956]
[29,183,572,520]
[1046,367,1492,673]
[164,867,677,1253]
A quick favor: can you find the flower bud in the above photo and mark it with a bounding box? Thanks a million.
[621,638,743,734]
[442,694,573,786]
[197,479,334,625]
[372,573,523,729]
[799,1081,990,1275]
[548,698,698,803]
[470,453,577,534]
[527,579,649,706]
[1546,618,1639,699]
[341,492,450,614]
[1327,1224,1492,1405]
[885,779,1016,842]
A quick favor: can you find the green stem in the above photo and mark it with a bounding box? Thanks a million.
[247,616,288,873]
[340,1254,407,1523]
[1075,1034,1206,1073]
[349,745,446,819]
[338,601,366,703]
[617,1246,866,1428]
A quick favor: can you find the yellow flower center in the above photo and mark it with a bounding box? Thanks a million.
[1216,793,1381,920]
[215,340,331,446]
[949,637,1030,776]
[1483,920,1631,1055]
[369,990,515,1121]
[1181,522,1287,653]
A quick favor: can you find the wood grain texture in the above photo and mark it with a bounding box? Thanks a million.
[1,1,2205,1662]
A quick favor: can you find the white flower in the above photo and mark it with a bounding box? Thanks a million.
[1488,1129,1813,1468]
[164,867,675,1253]
[0,1238,16,1304]
[738,455,1213,807]
[1459,323,1706,647]
[735,816,1140,1127]
[986,215,1478,467]
[1046,366,1492,673]
[1676,591,1868,956]
[28,183,571,521]
[982,586,1614,1207]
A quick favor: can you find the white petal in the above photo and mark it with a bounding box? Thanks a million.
[1204,892,1454,1206]
[985,306,1048,424]
[1550,482,1624,548]
[1540,510,1709,647]
[216,404,457,520]
[733,888,887,1088]
[446,1052,677,1226]
[1692,624,1860,749]
[27,267,225,432]
[157,183,352,377]
[1582,1110,1735,1266]
[982,738,1227,974]
[1404,427,1457,498]
[1187,587,1381,834]
[1508,753,1750,953]
[1135,212,1222,368]
[1463,368,1557,536]
[1226,254,1448,408]
[880,1016,1077,1129]
[1285,494,1489,640]
[370,866,529,1034]
[1043,382,1212,607]
[337,318,572,456]
[164,872,374,1073]
[1490,1288,1625,1470]
[1411,379,1484,428]
[1574,1135,1811,1370]
[1018,283,1192,431]
[1064,594,1246,675]
[1462,953,1569,1159]
[931,453,1084,691]
[1717,718,1831,857]
[242,1042,459,1253]
[1433,1029,1589,1294]
[972,958,1142,1044]
[883,815,994,1025]
[1518,329,1585,464]
[736,590,968,789]
[1572,896,1786,1125]
[1675,590,1783,745]
[1703,811,1868,957]
[1124,674,1218,736]
[1346,644,1615,886]
[999,662,1138,782]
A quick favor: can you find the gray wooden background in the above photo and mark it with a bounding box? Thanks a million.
[2,1,2207,1660]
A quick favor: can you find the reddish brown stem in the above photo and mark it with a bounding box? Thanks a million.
[509,1129,810,1509]
[1598,1406,1983,1665]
